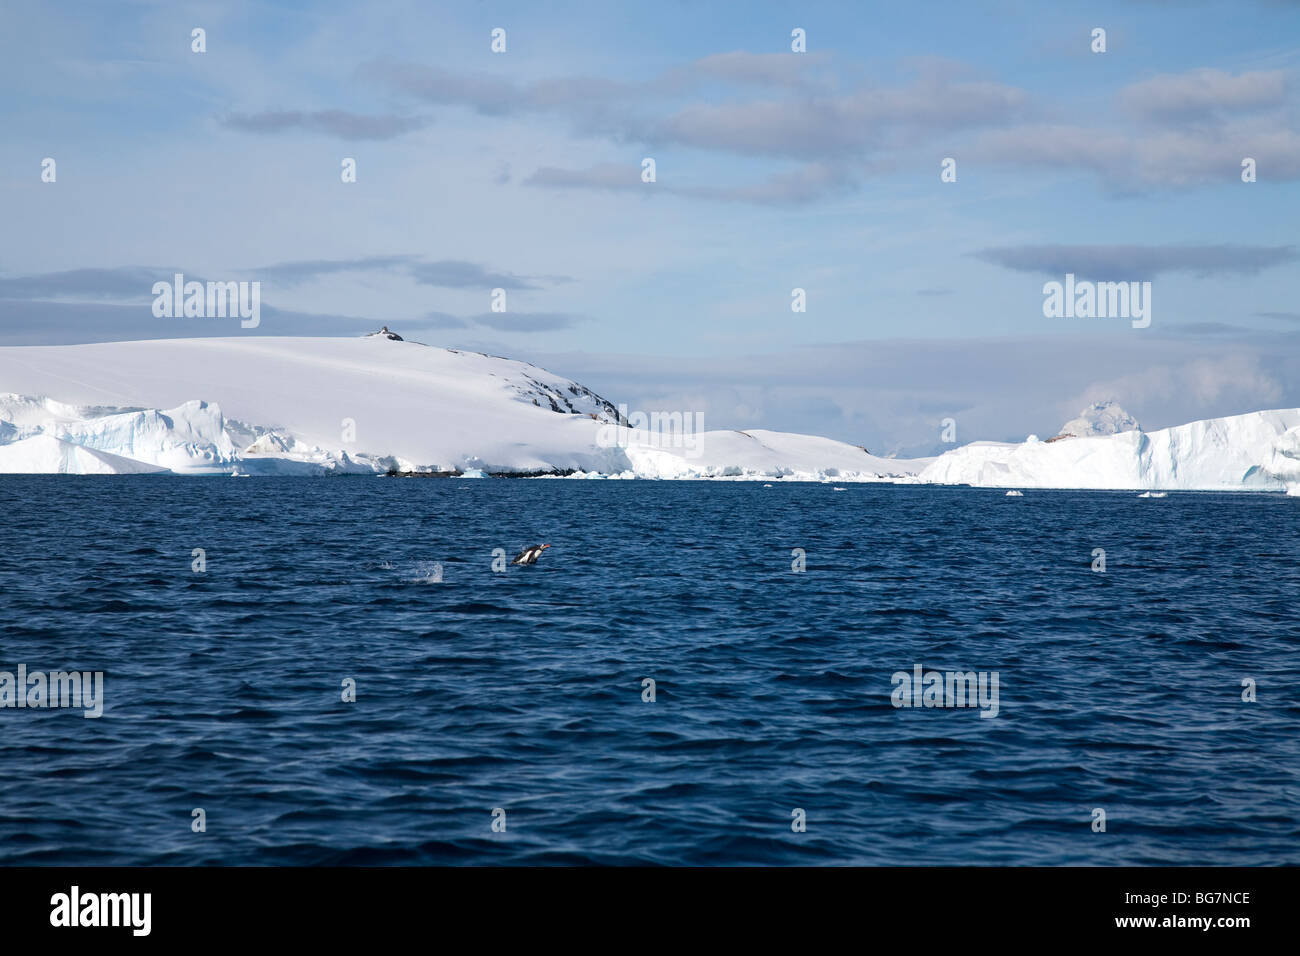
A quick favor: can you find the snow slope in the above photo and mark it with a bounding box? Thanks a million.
[919,408,1300,491]
[608,427,924,480]
[0,337,921,479]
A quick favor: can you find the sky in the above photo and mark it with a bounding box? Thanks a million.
[2,0,1300,454]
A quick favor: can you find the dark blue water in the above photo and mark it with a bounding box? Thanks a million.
[1,477,1297,865]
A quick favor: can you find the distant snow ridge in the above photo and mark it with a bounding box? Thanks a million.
[1058,400,1140,439]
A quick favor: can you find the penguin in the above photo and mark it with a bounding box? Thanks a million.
[511,543,550,565]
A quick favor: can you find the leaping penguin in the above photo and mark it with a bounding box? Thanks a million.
[511,543,551,565]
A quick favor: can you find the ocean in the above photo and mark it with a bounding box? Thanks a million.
[1,477,1297,865]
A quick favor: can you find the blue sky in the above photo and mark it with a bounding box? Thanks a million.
[3,0,1300,452]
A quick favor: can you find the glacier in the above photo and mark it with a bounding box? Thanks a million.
[0,335,1297,492]
[0,336,919,481]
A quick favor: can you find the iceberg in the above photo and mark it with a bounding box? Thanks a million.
[919,408,1300,492]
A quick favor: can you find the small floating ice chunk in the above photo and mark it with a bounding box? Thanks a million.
[1005,490,1024,496]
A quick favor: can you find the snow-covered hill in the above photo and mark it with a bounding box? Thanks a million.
[0,336,918,480]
